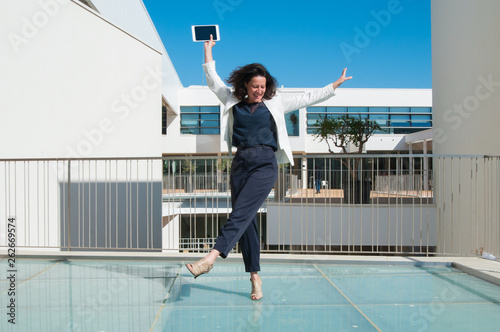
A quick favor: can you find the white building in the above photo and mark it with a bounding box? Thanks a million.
[1,0,174,251]
[170,86,432,158]
[1,0,436,253]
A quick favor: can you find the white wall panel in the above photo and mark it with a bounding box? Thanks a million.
[1,0,163,159]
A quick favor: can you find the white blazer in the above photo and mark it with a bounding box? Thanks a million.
[203,61,336,166]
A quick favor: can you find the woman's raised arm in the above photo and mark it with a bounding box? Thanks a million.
[202,34,231,104]
[204,34,216,63]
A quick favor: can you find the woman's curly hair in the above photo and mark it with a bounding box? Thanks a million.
[227,63,278,101]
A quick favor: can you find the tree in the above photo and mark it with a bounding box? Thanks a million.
[313,114,382,202]
[313,114,381,155]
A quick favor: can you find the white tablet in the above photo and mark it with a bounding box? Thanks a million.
[192,25,220,42]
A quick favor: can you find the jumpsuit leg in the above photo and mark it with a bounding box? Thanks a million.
[238,216,261,272]
[213,146,277,272]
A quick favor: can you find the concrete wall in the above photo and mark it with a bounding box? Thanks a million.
[90,0,183,110]
[432,0,500,155]
[1,0,163,159]
[432,0,500,256]
[267,204,437,249]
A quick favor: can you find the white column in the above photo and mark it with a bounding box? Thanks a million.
[302,158,308,189]
[409,143,414,191]
[423,140,429,191]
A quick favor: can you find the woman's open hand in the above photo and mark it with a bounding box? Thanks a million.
[332,68,353,90]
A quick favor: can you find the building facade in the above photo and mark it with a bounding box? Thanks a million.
[166,85,432,157]
[1,0,435,253]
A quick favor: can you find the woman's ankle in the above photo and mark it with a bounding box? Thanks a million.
[250,272,260,281]
[205,249,220,265]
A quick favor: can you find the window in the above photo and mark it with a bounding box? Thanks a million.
[347,107,369,114]
[389,107,411,113]
[411,107,432,113]
[390,114,411,127]
[285,110,300,136]
[411,114,432,127]
[369,113,389,128]
[162,105,167,135]
[369,107,389,113]
[307,106,432,134]
[306,107,344,134]
[327,107,347,113]
[306,107,325,134]
[180,106,220,135]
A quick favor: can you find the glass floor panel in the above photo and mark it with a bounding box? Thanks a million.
[1,259,499,331]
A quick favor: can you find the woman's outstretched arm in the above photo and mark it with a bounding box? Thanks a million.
[204,34,216,63]
[282,68,353,113]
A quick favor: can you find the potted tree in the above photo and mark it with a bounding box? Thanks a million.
[314,114,381,203]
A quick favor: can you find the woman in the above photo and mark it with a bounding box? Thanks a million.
[186,35,352,300]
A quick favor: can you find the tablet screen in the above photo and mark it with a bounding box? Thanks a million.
[192,25,219,42]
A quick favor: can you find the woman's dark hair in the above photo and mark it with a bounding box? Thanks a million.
[227,63,278,101]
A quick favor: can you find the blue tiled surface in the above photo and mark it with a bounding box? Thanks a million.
[1,259,499,331]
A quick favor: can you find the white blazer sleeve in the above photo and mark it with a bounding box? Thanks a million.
[281,84,336,113]
[202,61,231,105]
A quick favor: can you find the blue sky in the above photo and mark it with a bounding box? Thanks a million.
[142,0,431,89]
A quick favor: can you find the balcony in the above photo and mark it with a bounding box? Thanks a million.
[1,154,497,258]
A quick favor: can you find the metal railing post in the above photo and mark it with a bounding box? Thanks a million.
[67,159,71,251]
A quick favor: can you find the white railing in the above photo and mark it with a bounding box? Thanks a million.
[1,155,498,257]
[162,154,437,255]
[434,155,500,257]
[0,158,163,252]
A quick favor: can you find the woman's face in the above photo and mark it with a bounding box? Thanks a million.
[245,76,266,103]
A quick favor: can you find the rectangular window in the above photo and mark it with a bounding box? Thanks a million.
[307,106,432,135]
[390,114,411,127]
[411,114,432,127]
[347,107,369,114]
[312,107,327,113]
[390,107,411,113]
[327,107,347,113]
[369,113,389,128]
[162,105,167,135]
[369,107,389,113]
[180,106,220,135]
[411,107,432,113]
[307,107,329,134]
[285,110,300,136]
